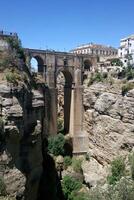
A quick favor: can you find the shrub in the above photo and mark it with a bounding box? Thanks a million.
[107,157,125,185]
[87,178,134,200]
[72,158,83,173]
[57,118,64,132]
[6,37,25,61]
[0,177,6,196]
[111,58,123,67]
[88,186,107,200]
[121,82,134,96]
[118,66,134,80]
[64,156,72,169]
[48,133,65,156]
[129,153,134,180]
[112,177,134,200]
[5,71,21,84]
[70,191,89,200]
[93,72,104,82]
[126,69,134,80]
[88,72,107,86]
[62,176,82,200]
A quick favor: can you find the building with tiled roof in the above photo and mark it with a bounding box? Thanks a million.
[70,43,118,60]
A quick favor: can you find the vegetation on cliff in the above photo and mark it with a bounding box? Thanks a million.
[60,154,134,200]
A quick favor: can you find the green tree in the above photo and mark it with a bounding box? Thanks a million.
[110,58,123,67]
[48,133,65,156]
[62,176,82,200]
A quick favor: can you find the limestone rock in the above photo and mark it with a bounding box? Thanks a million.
[82,158,108,187]
[4,168,26,198]
[84,82,134,164]
[0,83,45,199]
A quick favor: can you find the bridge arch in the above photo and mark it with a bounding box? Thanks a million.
[56,69,73,134]
[56,67,74,84]
[84,59,92,71]
[30,55,44,73]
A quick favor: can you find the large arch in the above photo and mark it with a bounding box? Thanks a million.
[56,69,73,134]
[30,55,44,73]
[44,65,88,154]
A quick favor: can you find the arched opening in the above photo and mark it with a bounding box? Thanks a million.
[57,70,73,134]
[30,56,44,73]
[84,59,92,71]
[30,57,38,72]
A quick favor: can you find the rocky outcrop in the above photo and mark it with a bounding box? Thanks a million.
[0,82,45,200]
[83,81,134,185]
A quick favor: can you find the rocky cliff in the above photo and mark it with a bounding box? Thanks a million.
[0,35,65,200]
[0,81,45,199]
[83,80,134,186]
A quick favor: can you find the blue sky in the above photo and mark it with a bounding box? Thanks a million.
[0,0,134,51]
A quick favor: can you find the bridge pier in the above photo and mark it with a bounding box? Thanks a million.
[45,69,57,136]
[64,83,72,133]
[70,69,88,154]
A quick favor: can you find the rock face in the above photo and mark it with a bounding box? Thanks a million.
[0,83,44,200]
[84,82,134,163]
[84,83,134,184]
[83,81,134,185]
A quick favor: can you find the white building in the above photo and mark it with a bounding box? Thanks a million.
[118,34,134,67]
[70,43,118,61]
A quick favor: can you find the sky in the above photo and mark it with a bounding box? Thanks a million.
[0,0,134,51]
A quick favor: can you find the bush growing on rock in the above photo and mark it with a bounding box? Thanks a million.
[63,156,72,169]
[87,178,134,200]
[88,72,108,86]
[5,69,21,85]
[70,191,89,200]
[57,118,64,133]
[118,66,134,80]
[48,133,65,156]
[107,156,125,185]
[72,158,83,173]
[0,177,6,196]
[62,175,82,200]
[121,82,134,96]
[112,177,134,200]
[129,153,134,180]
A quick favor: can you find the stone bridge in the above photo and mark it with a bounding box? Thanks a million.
[24,48,97,154]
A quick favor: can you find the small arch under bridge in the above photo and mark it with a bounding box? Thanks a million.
[24,48,97,154]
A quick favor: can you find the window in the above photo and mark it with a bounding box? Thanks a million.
[64,58,68,66]
[84,49,87,53]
